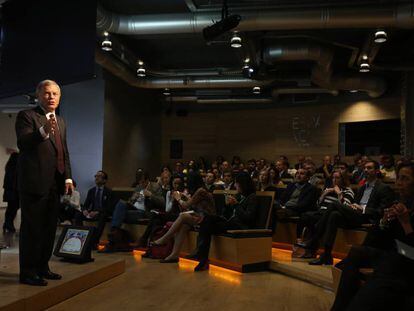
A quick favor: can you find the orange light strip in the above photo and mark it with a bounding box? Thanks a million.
[178,258,242,284]
[132,249,145,262]
[272,247,341,264]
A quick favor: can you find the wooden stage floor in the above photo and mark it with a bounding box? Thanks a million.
[0,252,125,311]
[48,251,334,311]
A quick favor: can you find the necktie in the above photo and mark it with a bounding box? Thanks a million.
[50,114,65,174]
[95,188,102,210]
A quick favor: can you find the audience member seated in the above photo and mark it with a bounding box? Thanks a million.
[247,159,259,180]
[136,175,185,248]
[231,155,241,170]
[380,154,397,181]
[317,155,334,181]
[257,169,277,192]
[110,170,165,232]
[151,187,216,263]
[74,171,113,247]
[219,161,231,178]
[222,171,235,190]
[276,159,293,180]
[294,155,305,170]
[59,180,81,225]
[305,160,395,265]
[296,170,354,258]
[173,161,186,179]
[268,167,282,186]
[326,162,350,188]
[304,161,324,188]
[276,168,319,218]
[192,173,258,271]
[205,171,223,192]
[331,163,414,311]
[158,171,171,197]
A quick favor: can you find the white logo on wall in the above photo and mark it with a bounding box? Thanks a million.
[292,115,320,147]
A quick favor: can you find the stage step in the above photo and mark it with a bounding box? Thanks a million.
[0,253,125,311]
[270,248,338,291]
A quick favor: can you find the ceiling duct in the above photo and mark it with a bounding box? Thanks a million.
[170,97,274,104]
[96,50,273,89]
[263,43,386,97]
[97,3,414,35]
[271,87,338,97]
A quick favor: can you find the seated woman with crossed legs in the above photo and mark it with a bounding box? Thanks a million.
[193,173,258,271]
[151,187,215,263]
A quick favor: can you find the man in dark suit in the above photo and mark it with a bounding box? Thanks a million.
[331,163,414,311]
[16,80,73,286]
[307,160,395,265]
[277,168,319,217]
[74,170,113,248]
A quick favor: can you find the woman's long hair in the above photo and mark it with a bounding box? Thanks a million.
[235,172,256,197]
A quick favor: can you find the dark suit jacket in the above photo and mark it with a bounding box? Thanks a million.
[354,180,395,222]
[16,106,72,195]
[223,193,257,230]
[3,153,19,202]
[281,182,319,214]
[83,186,113,214]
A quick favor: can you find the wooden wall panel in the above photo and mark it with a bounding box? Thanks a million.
[161,97,401,165]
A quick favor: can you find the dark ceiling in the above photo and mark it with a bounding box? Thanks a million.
[97,0,414,102]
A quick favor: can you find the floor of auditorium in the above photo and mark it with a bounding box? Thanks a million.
[0,207,334,311]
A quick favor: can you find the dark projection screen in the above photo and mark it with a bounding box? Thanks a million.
[339,119,401,156]
[0,0,97,98]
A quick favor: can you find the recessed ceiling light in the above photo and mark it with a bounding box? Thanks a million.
[230,33,242,48]
[253,86,261,94]
[137,67,146,77]
[374,30,387,43]
[101,39,112,51]
[359,62,370,73]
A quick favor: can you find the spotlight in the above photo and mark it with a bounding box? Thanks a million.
[137,67,146,77]
[253,86,261,94]
[101,32,112,51]
[359,62,370,73]
[242,65,254,78]
[362,54,368,60]
[350,90,359,93]
[374,30,387,43]
[163,88,171,96]
[202,14,241,41]
[230,33,242,48]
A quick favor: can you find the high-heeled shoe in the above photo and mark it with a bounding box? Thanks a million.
[149,240,165,247]
[194,260,209,272]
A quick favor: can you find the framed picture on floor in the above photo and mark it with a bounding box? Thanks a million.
[54,225,95,263]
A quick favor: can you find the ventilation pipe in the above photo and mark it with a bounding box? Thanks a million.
[263,43,386,97]
[96,50,273,89]
[97,3,414,35]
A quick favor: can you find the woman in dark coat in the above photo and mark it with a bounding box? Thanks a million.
[193,172,258,271]
[3,152,19,233]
